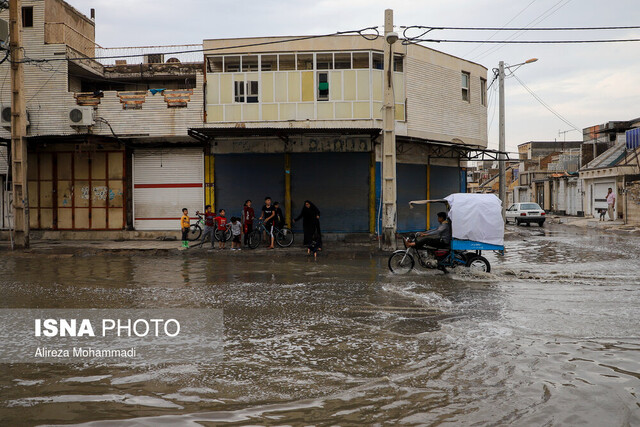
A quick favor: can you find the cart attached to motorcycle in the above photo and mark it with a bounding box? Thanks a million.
[388,193,505,274]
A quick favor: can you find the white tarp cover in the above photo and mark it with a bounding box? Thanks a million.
[444,193,504,246]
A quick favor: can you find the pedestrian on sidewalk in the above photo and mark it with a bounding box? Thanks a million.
[243,200,255,247]
[215,209,228,249]
[180,208,190,249]
[197,205,216,248]
[259,197,276,249]
[606,188,616,221]
[293,200,322,248]
[230,217,242,250]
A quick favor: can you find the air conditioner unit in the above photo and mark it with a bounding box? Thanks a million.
[69,106,95,126]
[1,104,30,128]
[144,53,164,64]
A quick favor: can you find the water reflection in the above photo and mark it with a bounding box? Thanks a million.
[0,225,639,425]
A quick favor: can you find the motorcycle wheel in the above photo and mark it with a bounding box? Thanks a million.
[388,251,415,274]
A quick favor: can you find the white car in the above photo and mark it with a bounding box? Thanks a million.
[505,202,546,226]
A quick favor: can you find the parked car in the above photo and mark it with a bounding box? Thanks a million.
[505,202,546,226]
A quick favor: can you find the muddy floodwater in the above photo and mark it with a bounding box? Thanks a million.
[1,225,639,425]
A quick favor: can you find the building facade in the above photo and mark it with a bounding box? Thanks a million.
[1,1,489,236]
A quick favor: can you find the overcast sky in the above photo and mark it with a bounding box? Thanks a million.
[66,0,640,154]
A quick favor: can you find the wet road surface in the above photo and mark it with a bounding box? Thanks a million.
[1,224,639,425]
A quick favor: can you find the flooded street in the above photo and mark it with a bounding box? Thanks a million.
[1,224,639,426]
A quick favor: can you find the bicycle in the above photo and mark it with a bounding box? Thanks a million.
[247,220,294,249]
[188,212,231,242]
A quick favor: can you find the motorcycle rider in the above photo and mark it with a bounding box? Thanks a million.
[405,211,451,249]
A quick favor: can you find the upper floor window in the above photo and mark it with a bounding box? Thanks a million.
[317,72,329,101]
[22,6,33,28]
[206,51,405,73]
[461,71,470,102]
[234,80,258,103]
[480,77,487,106]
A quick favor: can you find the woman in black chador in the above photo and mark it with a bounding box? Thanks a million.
[293,200,322,247]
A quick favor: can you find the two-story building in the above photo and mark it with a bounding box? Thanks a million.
[190,35,488,234]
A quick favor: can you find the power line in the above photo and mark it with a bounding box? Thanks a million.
[410,38,640,44]
[13,27,380,65]
[470,0,572,60]
[404,24,640,31]
[510,73,579,131]
[461,0,539,58]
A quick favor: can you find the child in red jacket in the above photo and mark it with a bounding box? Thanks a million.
[215,209,228,249]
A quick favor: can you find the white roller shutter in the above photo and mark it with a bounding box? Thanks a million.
[133,148,204,230]
[592,180,615,215]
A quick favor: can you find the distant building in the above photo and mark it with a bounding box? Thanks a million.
[579,118,640,222]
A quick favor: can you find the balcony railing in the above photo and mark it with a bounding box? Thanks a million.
[94,44,204,66]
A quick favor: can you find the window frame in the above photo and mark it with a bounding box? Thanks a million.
[480,77,487,106]
[461,71,471,102]
[317,71,329,101]
[22,6,34,28]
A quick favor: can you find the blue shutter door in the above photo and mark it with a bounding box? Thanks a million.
[397,163,427,232]
[291,153,369,232]
[214,154,285,220]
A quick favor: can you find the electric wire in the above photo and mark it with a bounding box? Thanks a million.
[12,27,380,65]
[510,73,579,131]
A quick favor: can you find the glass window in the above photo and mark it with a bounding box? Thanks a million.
[297,53,313,70]
[317,72,329,101]
[225,56,240,72]
[393,54,404,72]
[207,57,223,73]
[247,81,259,103]
[461,71,470,102]
[279,54,296,71]
[261,55,277,71]
[334,53,351,69]
[316,53,333,70]
[480,78,487,106]
[372,53,384,70]
[242,55,259,72]
[234,81,245,102]
[352,52,370,69]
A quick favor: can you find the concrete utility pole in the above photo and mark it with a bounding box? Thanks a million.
[498,60,506,219]
[9,0,29,248]
[382,8,397,250]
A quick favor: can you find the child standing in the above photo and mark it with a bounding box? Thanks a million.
[180,208,190,249]
[230,217,242,250]
[196,204,216,248]
[215,209,228,249]
[242,200,255,247]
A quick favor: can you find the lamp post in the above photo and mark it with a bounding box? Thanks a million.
[498,58,538,218]
[382,9,398,250]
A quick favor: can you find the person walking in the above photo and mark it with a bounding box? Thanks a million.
[606,187,616,221]
[242,200,255,247]
[196,205,216,249]
[293,200,322,247]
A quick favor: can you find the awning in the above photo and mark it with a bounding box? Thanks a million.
[188,127,382,143]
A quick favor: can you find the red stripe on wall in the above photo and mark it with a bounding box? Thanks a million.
[134,183,203,189]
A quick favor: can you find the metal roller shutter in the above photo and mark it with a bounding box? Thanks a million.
[133,149,204,230]
[397,163,427,232]
[291,153,369,233]
[430,165,460,225]
[214,154,285,219]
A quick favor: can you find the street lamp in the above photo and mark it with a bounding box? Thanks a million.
[498,57,538,219]
[381,9,398,250]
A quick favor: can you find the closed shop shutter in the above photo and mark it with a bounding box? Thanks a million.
[214,154,285,219]
[134,149,204,230]
[592,180,615,214]
[27,150,126,230]
[397,163,427,232]
[291,153,369,232]
[430,165,460,225]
